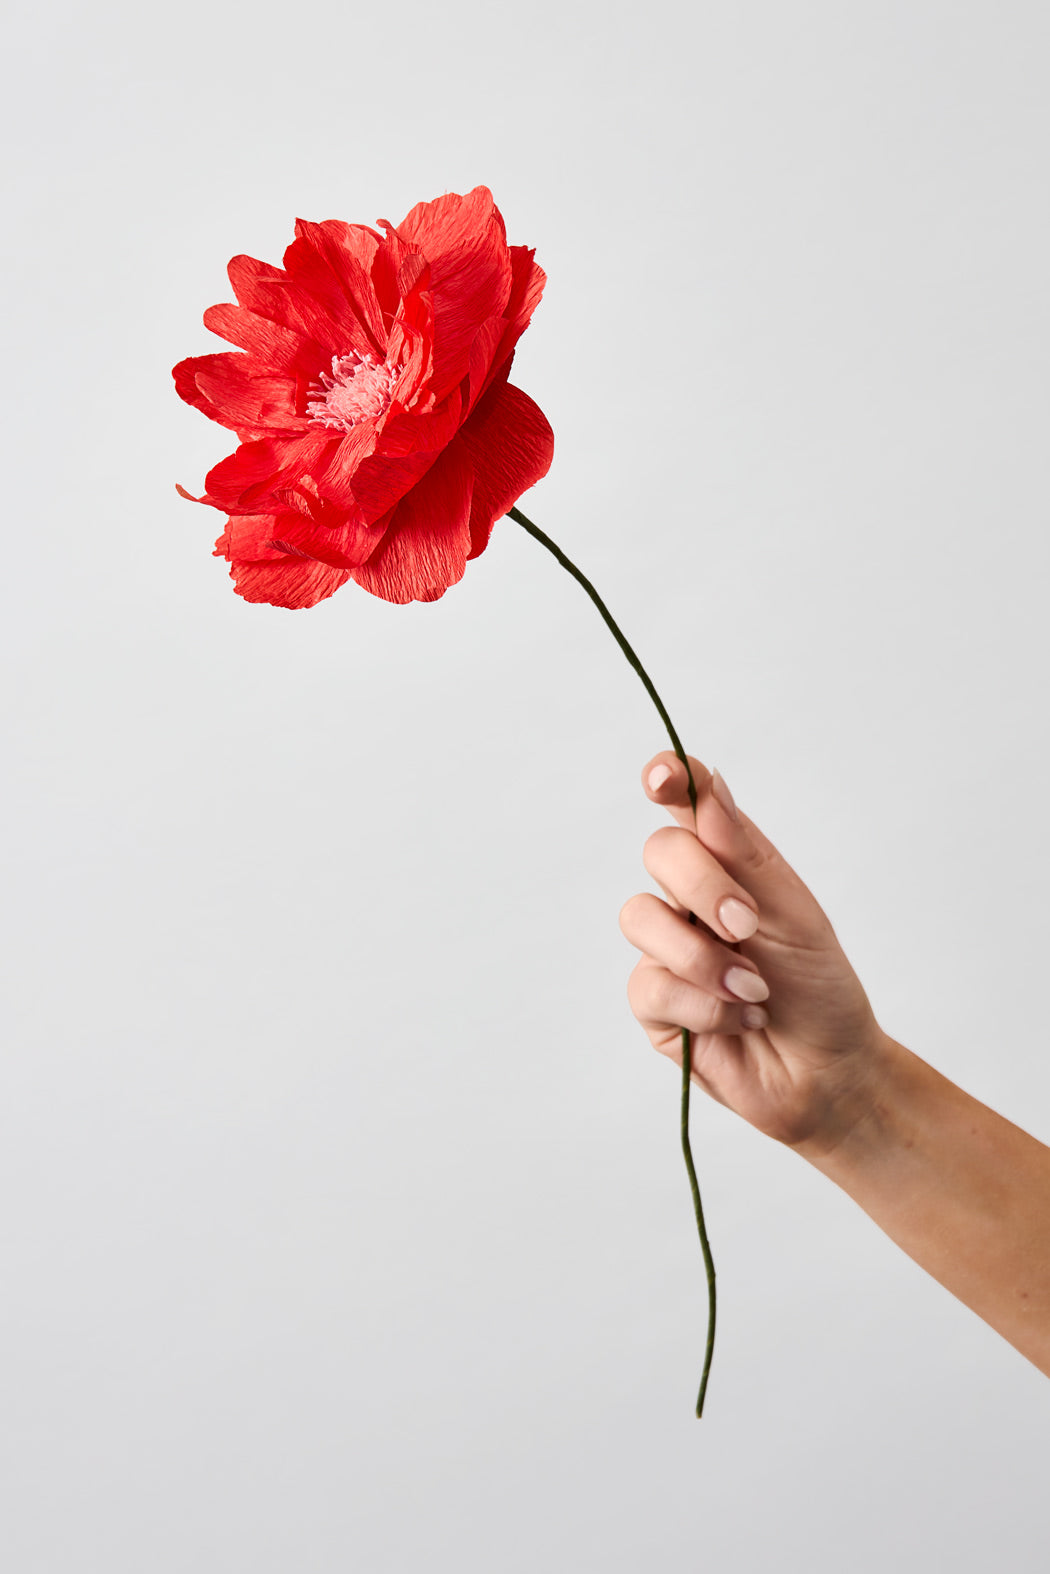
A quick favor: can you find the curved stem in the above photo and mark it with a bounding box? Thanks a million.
[507,504,717,1417]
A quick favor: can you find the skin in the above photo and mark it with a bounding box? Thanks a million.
[619,750,1050,1379]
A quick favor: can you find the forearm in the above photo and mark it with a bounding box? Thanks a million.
[799,1034,1050,1377]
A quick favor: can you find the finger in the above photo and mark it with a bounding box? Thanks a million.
[642,751,827,943]
[643,751,769,891]
[640,825,759,944]
[620,891,769,1003]
[636,867,717,939]
[627,955,770,1046]
[644,750,761,860]
[642,752,711,834]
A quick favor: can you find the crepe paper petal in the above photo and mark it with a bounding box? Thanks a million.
[491,246,548,384]
[264,509,382,571]
[265,473,391,569]
[349,440,474,604]
[281,240,380,363]
[312,423,386,507]
[227,255,353,360]
[388,186,513,402]
[202,302,323,378]
[315,393,464,522]
[288,219,387,353]
[465,247,546,414]
[204,431,335,513]
[384,261,435,410]
[459,377,555,560]
[213,515,352,609]
[174,353,304,439]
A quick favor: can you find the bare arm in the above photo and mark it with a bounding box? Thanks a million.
[619,751,1050,1377]
[802,1033,1050,1376]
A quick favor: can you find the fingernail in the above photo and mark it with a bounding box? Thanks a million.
[725,965,769,1003]
[718,897,759,941]
[647,763,673,792]
[711,768,739,824]
[740,1004,769,1031]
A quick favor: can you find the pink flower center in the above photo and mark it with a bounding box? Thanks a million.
[306,351,395,431]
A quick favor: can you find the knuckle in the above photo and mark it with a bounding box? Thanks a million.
[703,994,731,1033]
[739,835,774,880]
[681,985,720,1035]
[628,959,671,1018]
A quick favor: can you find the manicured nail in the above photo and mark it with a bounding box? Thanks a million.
[711,768,739,823]
[725,965,769,1003]
[740,1004,769,1031]
[718,897,759,941]
[648,763,673,792]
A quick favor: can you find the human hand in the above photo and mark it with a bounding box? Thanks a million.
[619,753,892,1156]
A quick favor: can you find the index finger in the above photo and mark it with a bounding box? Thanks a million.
[641,750,774,876]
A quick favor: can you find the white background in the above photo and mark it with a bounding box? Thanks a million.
[3,1,1048,1568]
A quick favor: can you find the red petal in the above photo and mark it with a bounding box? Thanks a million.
[173,354,215,417]
[389,187,512,400]
[314,422,384,508]
[287,219,387,353]
[174,352,304,439]
[267,513,382,571]
[213,514,351,609]
[350,441,474,604]
[464,316,505,414]
[314,392,462,519]
[490,247,547,388]
[385,259,435,408]
[457,376,555,560]
[202,302,321,376]
[227,254,350,359]
[370,227,425,326]
[374,394,463,463]
[395,185,503,255]
[465,247,548,414]
[204,431,335,512]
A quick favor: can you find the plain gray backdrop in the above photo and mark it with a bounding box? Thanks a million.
[2,0,1048,1568]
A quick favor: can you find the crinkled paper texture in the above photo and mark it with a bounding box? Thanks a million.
[174,186,553,608]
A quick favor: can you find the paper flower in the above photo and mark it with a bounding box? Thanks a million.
[173,186,553,607]
[174,189,718,1417]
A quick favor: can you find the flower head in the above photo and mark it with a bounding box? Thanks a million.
[173,186,553,607]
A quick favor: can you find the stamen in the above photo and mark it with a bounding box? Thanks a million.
[306,351,395,432]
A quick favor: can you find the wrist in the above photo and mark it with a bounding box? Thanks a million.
[790,1029,917,1174]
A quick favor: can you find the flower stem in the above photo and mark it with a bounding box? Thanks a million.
[507,504,717,1418]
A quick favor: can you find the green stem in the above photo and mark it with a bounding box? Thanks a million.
[507,504,717,1418]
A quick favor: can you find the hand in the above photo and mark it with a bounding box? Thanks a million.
[619,752,891,1155]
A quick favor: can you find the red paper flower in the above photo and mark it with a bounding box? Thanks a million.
[173,186,554,607]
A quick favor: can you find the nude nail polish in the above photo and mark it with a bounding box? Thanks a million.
[718,898,759,941]
[725,966,769,1003]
